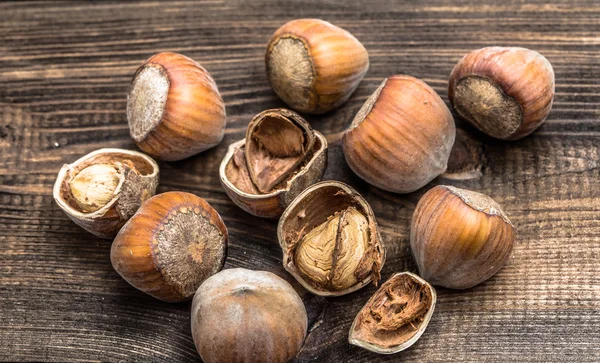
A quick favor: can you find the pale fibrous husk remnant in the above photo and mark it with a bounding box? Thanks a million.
[277,181,385,296]
[53,148,159,239]
[349,272,436,354]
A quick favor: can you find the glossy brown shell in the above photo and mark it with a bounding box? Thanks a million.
[53,148,159,239]
[110,192,228,302]
[191,268,307,363]
[343,75,456,193]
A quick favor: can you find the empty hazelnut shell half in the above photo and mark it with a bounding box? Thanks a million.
[53,148,159,239]
[266,19,369,114]
[410,185,516,289]
[278,181,385,296]
[220,109,327,219]
[111,191,228,302]
[127,52,226,161]
[448,46,555,140]
[349,272,436,354]
[191,268,307,363]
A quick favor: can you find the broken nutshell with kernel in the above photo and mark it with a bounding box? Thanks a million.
[277,181,385,296]
[220,109,327,218]
[53,148,159,239]
[111,191,227,302]
[349,272,436,354]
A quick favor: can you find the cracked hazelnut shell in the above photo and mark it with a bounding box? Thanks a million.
[220,109,327,219]
[191,268,307,363]
[449,46,555,140]
[410,185,516,289]
[343,75,456,193]
[349,272,436,354]
[266,19,369,114]
[111,191,227,302]
[53,148,159,239]
[127,52,226,161]
[277,181,385,296]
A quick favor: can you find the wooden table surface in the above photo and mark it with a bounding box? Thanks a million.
[1,1,599,362]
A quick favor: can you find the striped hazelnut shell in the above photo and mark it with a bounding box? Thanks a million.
[448,47,555,140]
[410,185,516,289]
[191,268,307,363]
[53,148,159,239]
[266,19,369,114]
[343,75,456,193]
[127,52,226,161]
[110,191,228,302]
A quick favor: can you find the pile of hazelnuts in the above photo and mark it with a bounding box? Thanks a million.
[53,18,554,362]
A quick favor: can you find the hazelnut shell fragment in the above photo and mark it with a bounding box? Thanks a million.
[53,148,159,239]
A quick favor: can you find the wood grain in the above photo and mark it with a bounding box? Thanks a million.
[1,0,599,362]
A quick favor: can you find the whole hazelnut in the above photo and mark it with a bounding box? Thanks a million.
[349,272,436,354]
[111,191,227,302]
[220,108,327,218]
[448,46,555,140]
[410,185,516,289]
[343,75,456,193]
[53,148,159,238]
[127,52,226,161]
[278,181,385,296]
[191,268,307,363]
[266,19,369,114]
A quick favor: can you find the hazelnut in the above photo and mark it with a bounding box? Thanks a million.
[278,181,385,296]
[53,148,159,239]
[266,19,369,114]
[220,109,327,218]
[349,272,436,354]
[111,191,227,302]
[343,75,456,193]
[410,185,516,289]
[191,268,307,363]
[127,52,226,161]
[448,46,555,140]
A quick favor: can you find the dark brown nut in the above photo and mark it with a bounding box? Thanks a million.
[448,46,555,140]
[278,181,385,296]
[410,185,516,289]
[343,75,456,193]
[127,52,226,161]
[111,191,227,302]
[191,268,307,363]
[220,109,327,219]
[53,148,159,239]
[349,272,436,354]
[266,19,369,114]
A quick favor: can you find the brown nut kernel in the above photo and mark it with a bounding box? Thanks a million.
[111,191,227,302]
[220,109,327,218]
[191,268,307,363]
[278,181,385,296]
[448,47,555,140]
[127,52,226,161]
[343,75,456,193]
[53,148,159,239]
[349,272,436,354]
[266,19,369,114]
[410,185,516,289]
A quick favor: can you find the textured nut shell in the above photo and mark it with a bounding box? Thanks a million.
[191,268,307,363]
[349,272,437,354]
[343,75,456,193]
[53,148,159,239]
[410,185,516,289]
[277,181,385,296]
[111,192,228,302]
[448,47,555,140]
[219,132,327,219]
[128,52,226,161]
[266,19,369,114]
